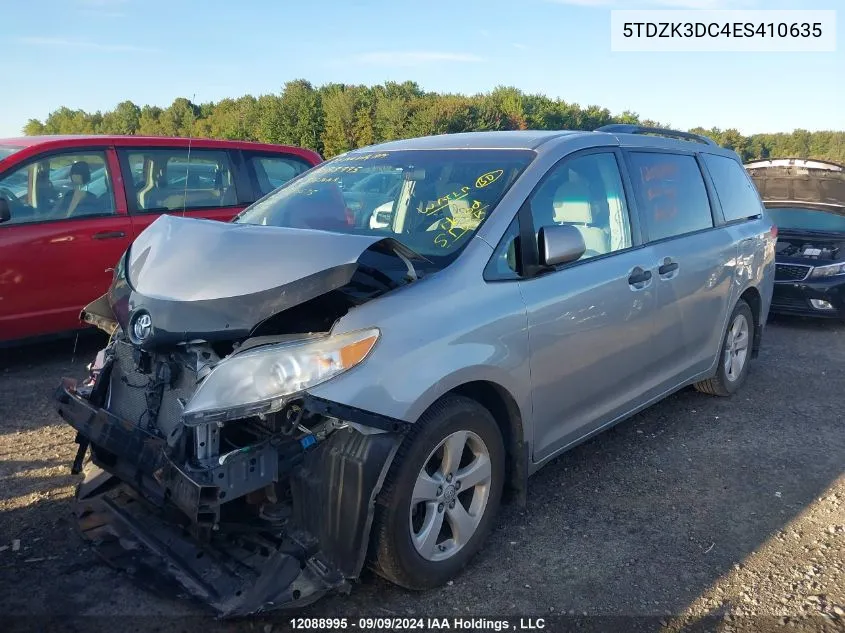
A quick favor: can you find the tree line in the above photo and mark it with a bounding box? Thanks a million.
[23,80,845,162]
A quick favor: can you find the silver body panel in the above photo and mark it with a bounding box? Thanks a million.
[309,131,776,472]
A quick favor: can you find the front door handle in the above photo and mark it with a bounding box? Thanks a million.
[658,260,679,276]
[92,231,126,240]
[628,266,652,287]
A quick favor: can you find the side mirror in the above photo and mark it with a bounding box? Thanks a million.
[369,203,393,229]
[538,224,586,267]
[0,198,10,224]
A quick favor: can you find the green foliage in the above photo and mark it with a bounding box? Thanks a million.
[101,100,141,135]
[22,81,845,162]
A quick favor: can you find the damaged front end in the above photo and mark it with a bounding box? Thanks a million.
[55,215,420,617]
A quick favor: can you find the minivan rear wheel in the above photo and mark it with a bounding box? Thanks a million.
[694,299,754,397]
[370,394,504,590]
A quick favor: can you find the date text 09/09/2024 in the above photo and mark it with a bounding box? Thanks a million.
[289,617,548,631]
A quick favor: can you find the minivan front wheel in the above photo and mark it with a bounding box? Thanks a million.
[370,395,505,590]
[695,299,754,396]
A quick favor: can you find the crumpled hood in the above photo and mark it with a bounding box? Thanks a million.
[107,214,421,347]
[127,214,389,301]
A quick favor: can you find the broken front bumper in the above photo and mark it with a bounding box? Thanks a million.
[55,379,403,617]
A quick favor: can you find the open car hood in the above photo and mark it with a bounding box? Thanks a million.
[92,214,424,348]
[746,161,845,214]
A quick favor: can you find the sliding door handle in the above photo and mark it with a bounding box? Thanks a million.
[658,261,679,275]
[628,267,652,287]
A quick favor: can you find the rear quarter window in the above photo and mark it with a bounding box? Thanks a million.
[248,154,312,197]
[703,154,763,222]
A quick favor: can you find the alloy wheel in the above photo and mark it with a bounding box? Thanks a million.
[723,313,750,382]
[409,430,492,562]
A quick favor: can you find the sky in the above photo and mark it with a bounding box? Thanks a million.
[0,0,842,138]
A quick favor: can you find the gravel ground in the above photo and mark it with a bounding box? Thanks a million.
[0,316,843,632]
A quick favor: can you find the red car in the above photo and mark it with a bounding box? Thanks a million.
[0,136,322,344]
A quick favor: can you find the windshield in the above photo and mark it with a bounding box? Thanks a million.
[0,145,22,161]
[768,207,845,233]
[235,149,535,260]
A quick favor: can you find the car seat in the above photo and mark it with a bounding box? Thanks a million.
[34,168,56,212]
[284,182,349,231]
[215,169,237,206]
[143,167,170,209]
[552,180,610,256]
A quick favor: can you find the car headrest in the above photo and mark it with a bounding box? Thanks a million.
[70,161,91,186]
[285,182,349,230]
[553,180,593,224]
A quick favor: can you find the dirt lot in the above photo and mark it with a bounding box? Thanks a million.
[1,316,843,632]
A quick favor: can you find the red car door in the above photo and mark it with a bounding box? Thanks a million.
[0,147,132,342]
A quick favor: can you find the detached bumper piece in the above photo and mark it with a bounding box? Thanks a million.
[75,471,344,616]
[56,379,402,617]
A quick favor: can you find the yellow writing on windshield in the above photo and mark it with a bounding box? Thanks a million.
[333,152,390,163]
[289,176,341,195]
[323,165,362,174]
[420,168,506,218]
[475,169,504,188]
[422,186,471,216]
[432,201,489,248]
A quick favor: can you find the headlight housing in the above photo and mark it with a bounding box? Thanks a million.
[809,262,845,279]
[182,328,380,424]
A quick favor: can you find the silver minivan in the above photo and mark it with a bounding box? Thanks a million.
[57,125,775,616]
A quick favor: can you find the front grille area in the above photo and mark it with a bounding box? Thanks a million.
[770,295,810,311]
[107,340,197,444]
[775,263,811,282]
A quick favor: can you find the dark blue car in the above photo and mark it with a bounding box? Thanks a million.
[747,159,845,319]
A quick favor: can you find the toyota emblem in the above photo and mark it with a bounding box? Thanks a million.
[132,312,152,342]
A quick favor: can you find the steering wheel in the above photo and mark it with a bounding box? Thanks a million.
[0,187,19,205]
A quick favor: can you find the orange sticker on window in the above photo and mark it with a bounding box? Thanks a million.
[646,186,677,201]
[640,163,678,183]
[653,205,678,221]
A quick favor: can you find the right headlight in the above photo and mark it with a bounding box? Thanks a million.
[182,328,380,424]
[809,263,845,279]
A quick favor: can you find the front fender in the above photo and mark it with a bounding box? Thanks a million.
[306,246,532,429]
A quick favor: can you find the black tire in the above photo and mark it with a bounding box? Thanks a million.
[694,299,754,397]
[370,394,505,590]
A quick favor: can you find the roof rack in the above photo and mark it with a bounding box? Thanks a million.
[596,124,718,147]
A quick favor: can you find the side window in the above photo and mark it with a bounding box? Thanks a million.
[702,153,763,222]
[484,216,522,279]
[120,149,238,212]
[249,155,311,197]
[628,152,713,242]
[529,152,633,262]
[0,151,115,225]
